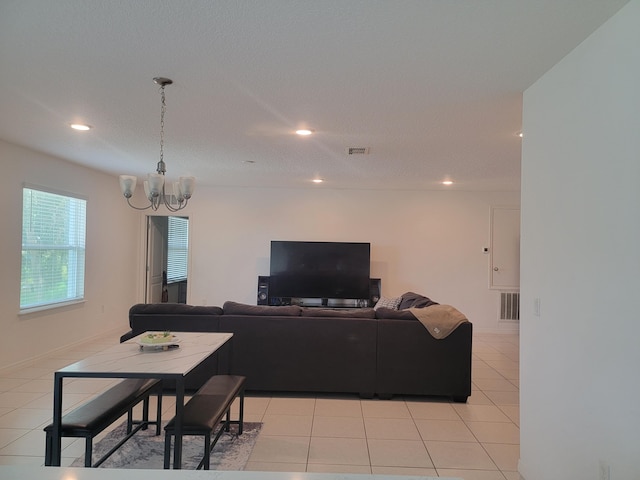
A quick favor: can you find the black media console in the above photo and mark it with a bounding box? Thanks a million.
[257,277,381,308]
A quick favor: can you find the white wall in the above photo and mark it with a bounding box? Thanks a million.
[0,140,141,369]
[520,1,640,478]
[182,185,519,332]
[0,141,520,368]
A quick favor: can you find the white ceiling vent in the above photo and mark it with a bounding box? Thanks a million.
[346,147,370,155]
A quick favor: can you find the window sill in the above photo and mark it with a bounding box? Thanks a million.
[19,299,86,316]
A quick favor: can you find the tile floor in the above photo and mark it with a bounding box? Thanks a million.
[0,331,520,479]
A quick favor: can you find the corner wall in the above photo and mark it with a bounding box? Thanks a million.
[520,1,640,477]
[0,140,140,369]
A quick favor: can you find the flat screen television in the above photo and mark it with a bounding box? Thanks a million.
[269,241,370,300]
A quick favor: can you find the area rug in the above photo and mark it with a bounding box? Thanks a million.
[71,421,262,470]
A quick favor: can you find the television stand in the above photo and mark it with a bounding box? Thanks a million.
[269,297,371,308]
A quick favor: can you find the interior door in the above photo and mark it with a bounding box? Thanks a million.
[145,216,166,303]
[490,206,520,289]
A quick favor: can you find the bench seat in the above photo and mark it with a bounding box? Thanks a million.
[164,375,245,469]
[44,378,162,467]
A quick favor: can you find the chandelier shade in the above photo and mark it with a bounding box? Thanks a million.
[119,77,195,212]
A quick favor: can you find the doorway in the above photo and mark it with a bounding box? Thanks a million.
[145,215,189,304]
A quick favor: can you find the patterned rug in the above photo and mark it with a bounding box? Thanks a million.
[72,421,262,470]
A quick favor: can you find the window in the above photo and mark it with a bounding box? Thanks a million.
[20,187,86,312]
[166,216,188,283]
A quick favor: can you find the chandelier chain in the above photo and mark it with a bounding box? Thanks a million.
[159,84,166,172]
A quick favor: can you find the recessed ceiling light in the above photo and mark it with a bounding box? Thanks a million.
[70,123,92,131]
[296,129,314,136]
[312,178,324,183]
[442,180,453,186]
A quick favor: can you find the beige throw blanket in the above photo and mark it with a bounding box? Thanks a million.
[409,304,469,339]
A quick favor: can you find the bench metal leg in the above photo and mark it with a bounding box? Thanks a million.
[84,437,93,467]
[164,433,171,469]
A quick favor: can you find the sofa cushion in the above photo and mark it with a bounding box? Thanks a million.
[222,301,301,316]
[129,303,223,318]
[375,307,417,320]
[397,292,439,310]
[373,296,402,311]
[301,308,375,318]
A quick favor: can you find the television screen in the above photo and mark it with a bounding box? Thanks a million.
[269,241,370,300]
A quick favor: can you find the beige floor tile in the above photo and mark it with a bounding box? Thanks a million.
[22,392,91,411]
[5,367,52,380]
[364,417,421,440]
[498,405,519,426]
[368,439,433,468]
[466,421,519,444]
[0,379,30,393]
[0,429,44,456]
[415,419,476,442]
[7,379,53,394]
[453,404,512,422]
[406,401,460,420]
[312,416,365,438]
[483,443,520,471]
[484,390,520,406]
[426,440,497,470]
[473,366,509,380]
[473,378,518,392]
[361,400,411,418]
[245,461,306,472]
[372,465,438,476]
[242,396,271,416]
[262,414,313,436]
[0,429,30,450]
[466,391,494,405]
[308,463,372,474]
[314,398,363,417]
[0,455,45,466]
[265,397,315,415]
[437,469,507,480]
[502,471,523,480]
[0,392,48,409]
[249,435,310,464]
[308,437,369,465]
[0,409,51,429]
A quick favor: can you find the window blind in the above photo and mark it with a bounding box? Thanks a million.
[20,187,86,311]
[166,216,188,283]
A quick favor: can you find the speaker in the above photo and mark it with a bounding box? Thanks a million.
[257,276,270,305]
[369,278,381,307]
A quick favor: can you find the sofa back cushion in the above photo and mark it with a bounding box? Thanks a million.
[222,301,302,316]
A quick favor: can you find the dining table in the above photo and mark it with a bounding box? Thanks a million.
[48,331,233,469]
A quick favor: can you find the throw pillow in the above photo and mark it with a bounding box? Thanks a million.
[373,295,401,311]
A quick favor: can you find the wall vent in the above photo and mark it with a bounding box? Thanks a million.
[346,147,370,155]
[500,292,520,320]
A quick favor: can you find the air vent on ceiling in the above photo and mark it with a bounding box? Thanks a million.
[346,147,370,155]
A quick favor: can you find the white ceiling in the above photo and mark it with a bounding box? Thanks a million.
[0,0,628,191]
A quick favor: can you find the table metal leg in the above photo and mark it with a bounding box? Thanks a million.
[49,373,64,466]
[173,379,184,469]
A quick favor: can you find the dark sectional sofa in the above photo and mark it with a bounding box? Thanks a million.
[120,293,472,402]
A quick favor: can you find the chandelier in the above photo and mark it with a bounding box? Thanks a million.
[119,77,195,211]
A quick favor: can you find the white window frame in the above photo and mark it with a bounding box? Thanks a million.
[20,185,87,313]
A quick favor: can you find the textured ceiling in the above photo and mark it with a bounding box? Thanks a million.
[0,0,629,191]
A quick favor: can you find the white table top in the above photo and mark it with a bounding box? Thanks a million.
[57,332,233,377]
[0,466,452,480]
